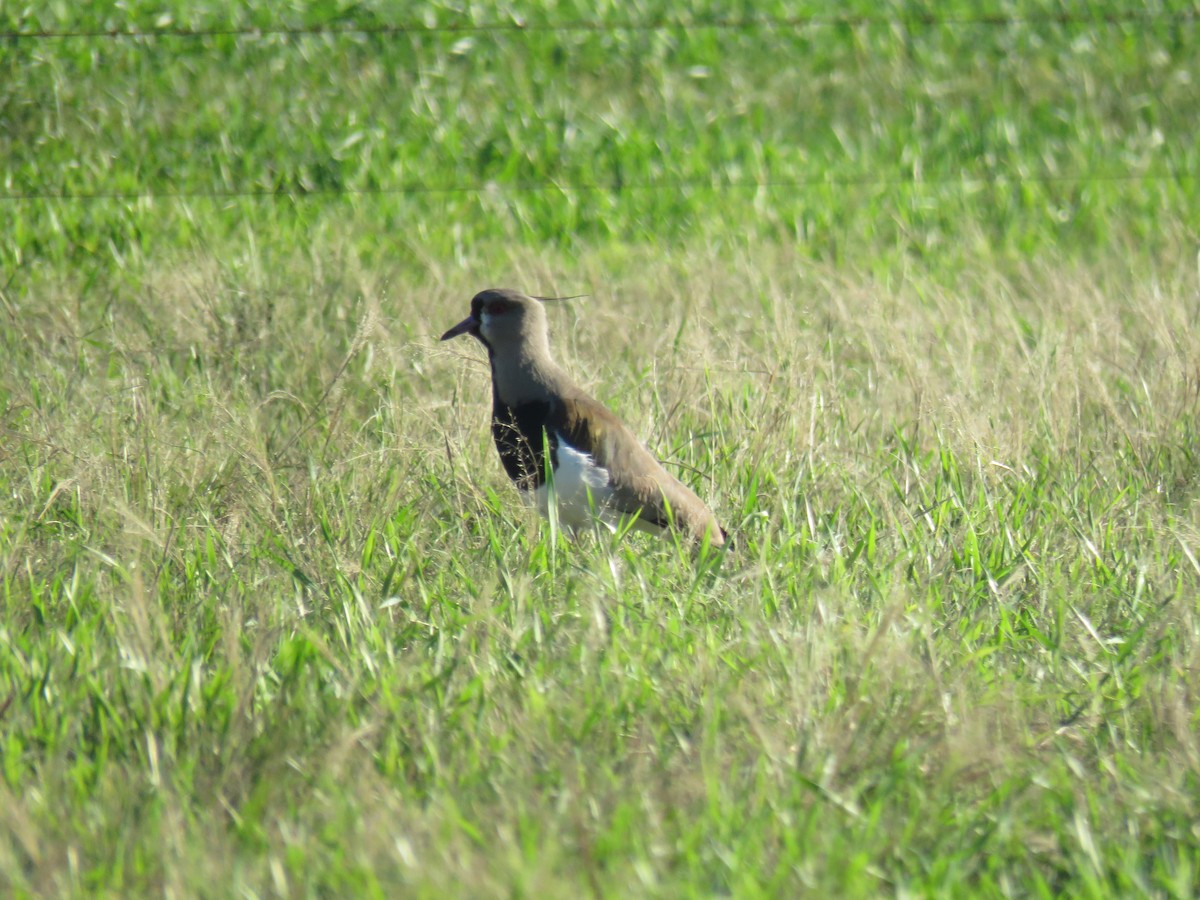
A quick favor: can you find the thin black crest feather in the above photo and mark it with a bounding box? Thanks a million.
[533,294,588,303]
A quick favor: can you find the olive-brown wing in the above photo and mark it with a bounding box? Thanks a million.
[554,394,720,539]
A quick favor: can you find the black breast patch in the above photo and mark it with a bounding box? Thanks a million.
[491,394,556,492]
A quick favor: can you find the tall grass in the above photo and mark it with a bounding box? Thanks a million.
[2,241,1199,894]
[3,0,1200,894]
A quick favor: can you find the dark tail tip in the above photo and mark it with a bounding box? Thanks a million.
[717,526,736,552]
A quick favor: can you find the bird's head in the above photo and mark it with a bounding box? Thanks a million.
[440,289,556,352]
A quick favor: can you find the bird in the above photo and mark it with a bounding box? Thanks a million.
[441,289,726,546]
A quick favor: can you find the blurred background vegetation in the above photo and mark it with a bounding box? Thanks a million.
[4,0,1196,283]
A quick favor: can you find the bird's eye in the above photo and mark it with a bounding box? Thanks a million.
[487,301,510,315]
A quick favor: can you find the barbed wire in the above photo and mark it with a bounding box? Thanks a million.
[3,8,1198,42]
[4,12,1193,207]
[1,168,1192,205]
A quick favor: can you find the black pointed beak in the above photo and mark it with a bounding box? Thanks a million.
[440,315,478,341]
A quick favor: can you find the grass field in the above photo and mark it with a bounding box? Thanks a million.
[3,1,1200,896]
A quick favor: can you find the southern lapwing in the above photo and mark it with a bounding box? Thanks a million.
[441,289,726,546]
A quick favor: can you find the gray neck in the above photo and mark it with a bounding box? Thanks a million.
[488,330,578,405]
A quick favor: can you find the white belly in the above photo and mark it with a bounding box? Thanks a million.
[529,442,618,531]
